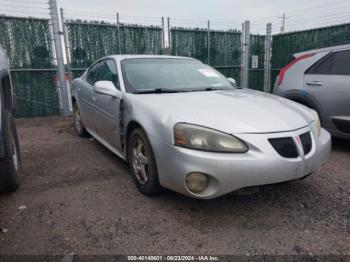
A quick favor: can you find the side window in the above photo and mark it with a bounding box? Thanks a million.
[306,53,334,75]
[331,50,350,76]
[86,62,101,85]
[97,60,120,89]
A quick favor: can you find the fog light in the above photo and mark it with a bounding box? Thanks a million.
[186,172,209,193]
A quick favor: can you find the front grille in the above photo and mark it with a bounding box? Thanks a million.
[300,132,312,155]
[268,137,299,158]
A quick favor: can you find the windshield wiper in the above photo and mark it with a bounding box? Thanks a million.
[133,88,186,94]
[190,87,232,92]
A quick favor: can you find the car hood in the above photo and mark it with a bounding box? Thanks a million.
[129,88,314,134]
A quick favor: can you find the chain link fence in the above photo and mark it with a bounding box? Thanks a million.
[1,10,350,118]
[0,16,60,117]
[249,34,265,91]
[65,20,163,77]
[170,27,242,85]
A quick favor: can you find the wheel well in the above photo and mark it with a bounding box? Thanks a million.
[290,97,312,108]
[126,121,142,142]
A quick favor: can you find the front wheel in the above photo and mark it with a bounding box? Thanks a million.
[127,128,162,195]
[73,103,89,137]
[0,110,21,192]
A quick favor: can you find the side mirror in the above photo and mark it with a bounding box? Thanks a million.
[227,77,237,86]
[94,81,122,99]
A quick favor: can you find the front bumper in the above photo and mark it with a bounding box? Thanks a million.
[149,125,331,199]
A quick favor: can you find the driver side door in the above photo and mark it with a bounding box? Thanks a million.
[90,59,122,151]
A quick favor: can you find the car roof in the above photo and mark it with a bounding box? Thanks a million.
[294,43,350,58]
[107,55,198,62]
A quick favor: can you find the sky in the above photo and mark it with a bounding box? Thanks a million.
[58,0,350,34]
[1,0,350,34]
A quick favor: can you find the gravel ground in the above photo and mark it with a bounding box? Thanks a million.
[0,117,349,255]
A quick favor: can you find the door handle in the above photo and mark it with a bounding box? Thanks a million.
[306,81,323,86]
[92,96,97,102]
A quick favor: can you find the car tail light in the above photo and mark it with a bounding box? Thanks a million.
[277,53,315,86]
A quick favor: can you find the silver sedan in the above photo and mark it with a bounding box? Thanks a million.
[71,55,331,199]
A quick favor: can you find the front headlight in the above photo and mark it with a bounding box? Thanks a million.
[174,123,248,153]
[310,109,321,136]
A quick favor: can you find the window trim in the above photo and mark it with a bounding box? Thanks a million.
[329,50,350,76]
[86,58,120,89]
[86,60,102,85]
[305,52,334,75]
[306,49,350,76]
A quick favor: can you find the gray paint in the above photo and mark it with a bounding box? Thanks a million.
[274,45,350,139]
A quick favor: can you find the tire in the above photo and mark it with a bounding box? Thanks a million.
[127,128,162,195]
[73,103,89,137]
[0,110,21,192]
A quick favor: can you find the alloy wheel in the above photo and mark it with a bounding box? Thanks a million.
[131,138,149,185]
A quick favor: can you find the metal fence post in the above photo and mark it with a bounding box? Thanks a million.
[60,9,71,80]
[167,17,171,55]
[49,0,70,116]
[240,22,245,85]
[264,23,272,93]
[161,17,165,53]
[117,12,121,54]
[242,20,250,89]
[207,20,210,65]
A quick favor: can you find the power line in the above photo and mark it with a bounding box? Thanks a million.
[251,0,350,23]
[0,0,48,4]
[0,9,49,15]
[0,4,48,9]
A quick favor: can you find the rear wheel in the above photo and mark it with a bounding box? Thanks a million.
[127,128,162,195]
[73,103,89,137]
[0,110,21,192]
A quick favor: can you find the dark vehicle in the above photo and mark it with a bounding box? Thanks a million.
[0,47,21,192]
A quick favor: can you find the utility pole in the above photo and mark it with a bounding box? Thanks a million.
[279,13,289,33]
[49,0,70,116]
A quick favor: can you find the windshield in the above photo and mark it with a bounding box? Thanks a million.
[121,58,234,93]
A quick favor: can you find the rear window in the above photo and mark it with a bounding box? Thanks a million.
[331,50,350,75]
[306,50,350,76]
[306,53,333,75]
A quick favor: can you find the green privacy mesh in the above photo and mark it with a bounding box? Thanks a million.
[11,71,60,118]
[209,30,241,66]
[66,22,118,68]
[170,28,242,83]
[0,16,54,69]
[66,21,163,68]
[171,28,209,64]
[249,34,265,91]
[271,23,350,69]
[270,23,350,88]
[0,16,59,118]
[118,25,163,55]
